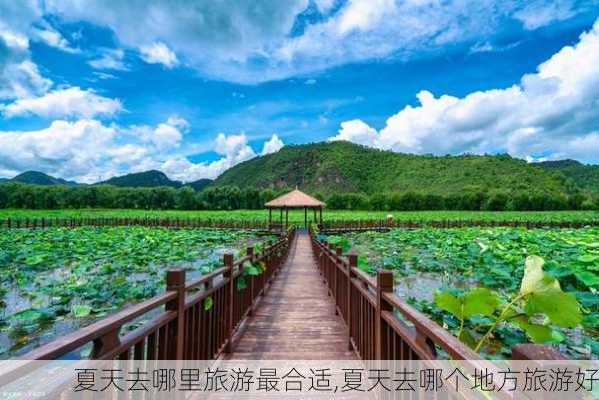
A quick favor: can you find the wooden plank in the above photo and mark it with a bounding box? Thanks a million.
[223,230,357,360]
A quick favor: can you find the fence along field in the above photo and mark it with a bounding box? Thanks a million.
[0,209,598,234]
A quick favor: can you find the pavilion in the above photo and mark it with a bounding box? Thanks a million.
[265,188,325,230]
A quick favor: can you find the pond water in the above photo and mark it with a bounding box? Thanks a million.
[0,227,274,358]
[325,227,599,359]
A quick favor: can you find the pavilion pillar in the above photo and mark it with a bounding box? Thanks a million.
[319,208,323,225]
[313,208,317,224]
[268,208,272,230]
[285,208,288,229]
[280,208,283,229]
[304,207,308,228]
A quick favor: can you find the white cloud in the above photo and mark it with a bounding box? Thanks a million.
[0,28,52,99]
[0,2,52,99]
[0,119,117,182]
[88,48,128,70]
[329,119,378,146]
[128,117,187,150]
[139,42,178,68]
[32,27,79,53]
[514,0,577,30]
[44,0,591,83]
[330,18,599,163]
[314,0,337,13]
[261,134,284,155]
[0,116,283,182]
[0,0,584,85]
[2,86,122,118]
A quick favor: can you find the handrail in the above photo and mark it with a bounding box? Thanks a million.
[12,227,295,362]
[16,291,177,360]
[309,227,558,362]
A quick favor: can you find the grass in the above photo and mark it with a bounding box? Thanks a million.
[0,209,597,223]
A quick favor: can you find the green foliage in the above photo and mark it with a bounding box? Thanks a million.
[11,171,78,186]
[213,141,597,206]
[203,296,214,311]
[71,304,92,318]
[0,208,596,224]
[535,160,599,195]
[338,227,598,358]
[0,226,272,357]
[98,170,182,188]
[2,142,598,211]
[435,256,583,354]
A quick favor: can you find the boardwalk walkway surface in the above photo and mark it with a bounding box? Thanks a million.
[224,230,357,360]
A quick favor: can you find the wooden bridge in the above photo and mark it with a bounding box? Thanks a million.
[224,230,355,360]
[12,228,554,364]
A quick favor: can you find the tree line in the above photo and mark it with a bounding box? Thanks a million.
[0,182,596,211]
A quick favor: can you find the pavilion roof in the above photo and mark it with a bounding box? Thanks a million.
[265,188,326,208]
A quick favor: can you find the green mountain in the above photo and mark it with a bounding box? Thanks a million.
[186,178,212,192]
[98,170,182,188]
[534,160,599,195]
[11,171,79,186]
[213,141,576,196]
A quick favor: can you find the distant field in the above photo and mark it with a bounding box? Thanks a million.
[0,209,597,223]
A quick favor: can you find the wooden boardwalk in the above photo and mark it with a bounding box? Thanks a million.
[224,230,357,360]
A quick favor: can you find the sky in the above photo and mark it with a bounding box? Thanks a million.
[0,0,598,183]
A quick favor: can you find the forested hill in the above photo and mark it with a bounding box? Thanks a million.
[535,160,599,195]
[213,141,580,196]
[11,171,79,186]
[97,170,182,188]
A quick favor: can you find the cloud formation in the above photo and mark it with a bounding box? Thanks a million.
[88,48,128,71]
[261,134,284,155]
[0,114,284,183]
[329,19,599,163]
[2,87,122,119]
[43,0,594,83]
[139,42,178,68]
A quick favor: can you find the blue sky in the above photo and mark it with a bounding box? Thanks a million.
[1,0,598,182]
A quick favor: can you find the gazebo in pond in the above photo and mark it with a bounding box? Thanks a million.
[265,188,325,230]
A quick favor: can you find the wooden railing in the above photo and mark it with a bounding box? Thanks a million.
[9,228,294,366]
[321,218,597,232]
[3,216,596,231]
[310,229,564,361]
[0,216,271,230]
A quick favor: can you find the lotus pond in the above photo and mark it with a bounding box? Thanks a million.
[324,227,599,359]
[0,227,274,358]
[1,209,597,223]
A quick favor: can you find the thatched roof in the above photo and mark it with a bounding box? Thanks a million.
[265,189,326,208]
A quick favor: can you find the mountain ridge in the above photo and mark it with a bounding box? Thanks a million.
[212,141,595,196]
[1,142,598,196]
[11,171,79,186]
[96,170,182,188]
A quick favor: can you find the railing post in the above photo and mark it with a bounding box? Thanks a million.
[166,269,186,359]
[321,240,328,280]
[223,253,234,353]
[247,245,255,316]
[347,251,357,351]
[334,247,342,315]
[376,269,393,360]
